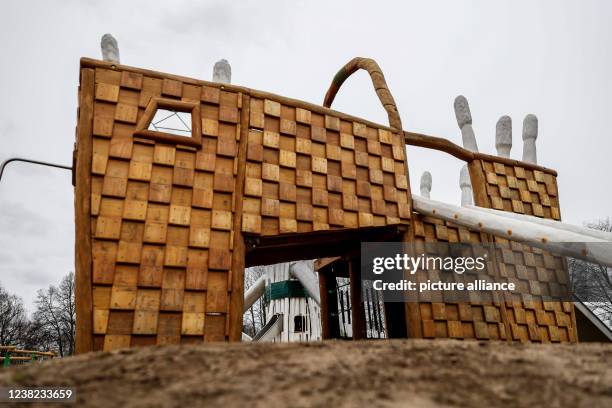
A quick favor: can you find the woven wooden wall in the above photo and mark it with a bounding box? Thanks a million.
[80,66,244,351]
[409,214,509,340]
[469,159,577,342]
[75,58,575,351]
[241,98,411,235]
[75,59,412,352]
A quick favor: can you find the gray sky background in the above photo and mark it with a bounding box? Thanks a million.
[1,0,611,311]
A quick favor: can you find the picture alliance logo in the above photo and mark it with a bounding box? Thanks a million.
[372,253,488,275]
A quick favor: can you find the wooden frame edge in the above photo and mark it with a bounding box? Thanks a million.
[133,97,202,148]
[74,68,95,354]
[228,93,250,341]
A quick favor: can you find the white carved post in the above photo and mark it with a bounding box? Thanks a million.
[454,95,479,152]
[495,115,512,158]
[460,165,473,206]
[212,59,231,83]
[420,171,432,198]
[522,114,538,164]
[101,34,120,64]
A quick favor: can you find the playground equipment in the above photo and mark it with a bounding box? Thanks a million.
[0,346,55,367]
[244,261,321,342]
[71,34,611,352]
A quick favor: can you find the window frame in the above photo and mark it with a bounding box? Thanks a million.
[134,97,202,147]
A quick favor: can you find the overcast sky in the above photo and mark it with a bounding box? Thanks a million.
[1,0,611,311]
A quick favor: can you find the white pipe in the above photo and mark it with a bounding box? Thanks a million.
[289,261,321,306]
[243,275,266,312]
[242,332,252,342]
[412,195,612,268]
[454,95,479,152]
[467,205,612,242]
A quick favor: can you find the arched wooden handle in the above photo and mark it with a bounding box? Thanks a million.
[323,57,403,131]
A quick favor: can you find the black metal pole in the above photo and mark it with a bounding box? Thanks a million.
[0,158,72,183]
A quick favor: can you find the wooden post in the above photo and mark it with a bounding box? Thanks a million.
[318,271,331,339]
[228,93,250,341]
[318,271,340,339]
[74,68,95,354]
[467,159,491,208]
[348,257,366,340]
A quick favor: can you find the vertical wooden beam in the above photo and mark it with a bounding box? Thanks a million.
[348,257,366,340]
[403,230,423,339]
[74,68,95,354]
[228,93,250,341]
[318,270,341,339]
[467,159,490,208]
[318,271,331,339]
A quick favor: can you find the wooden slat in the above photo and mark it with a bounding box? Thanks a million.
[75,67,95,354]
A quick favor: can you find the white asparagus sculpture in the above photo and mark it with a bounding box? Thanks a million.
[420,171,432,199]
[495,115,512,158]
[522,114,538,164]
[454,95,479,152]
[213,59,232,83]
[101,34,120,64]
[460,165,473,206]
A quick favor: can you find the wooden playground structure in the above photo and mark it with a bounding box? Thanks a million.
[0,346,55,367]
[72,35,612,353]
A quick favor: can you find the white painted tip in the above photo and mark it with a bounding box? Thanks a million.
[495,115,512,158]
[420,171,432,198]
[101,33,120,64]
[213,59,232,83]
[522,114,538,141]
[453,95,472,128]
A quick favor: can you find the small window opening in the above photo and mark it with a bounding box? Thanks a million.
[148,109,192,137]
[294,315,306,332]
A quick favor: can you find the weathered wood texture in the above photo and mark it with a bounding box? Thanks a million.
[409,214,509,341]
[469,159,577,342]
[240,98,411,236]
[77,60,411,352]
[76,58,573,351]
[83,65,244,351]
[75,68,95,354]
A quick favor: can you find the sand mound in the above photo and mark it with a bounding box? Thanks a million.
[1,339,610,407]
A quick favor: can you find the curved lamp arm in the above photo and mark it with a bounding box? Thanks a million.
[0,158,72,184]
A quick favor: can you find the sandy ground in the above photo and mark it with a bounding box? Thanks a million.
[0,339,610,407]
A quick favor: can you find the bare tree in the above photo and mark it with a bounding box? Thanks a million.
[568,218,612,327]
[242,266,267,337]
[31,272,76,356]
[0,284,29,347]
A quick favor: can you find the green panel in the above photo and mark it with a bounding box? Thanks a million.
[266,280,308,301]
